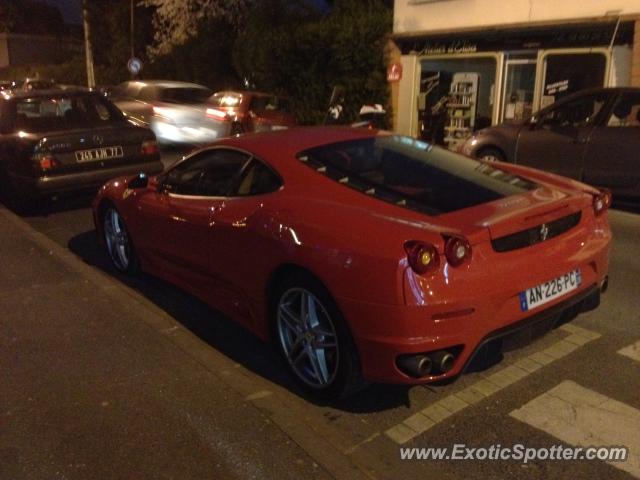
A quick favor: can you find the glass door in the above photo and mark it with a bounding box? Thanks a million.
[500,56,536,123]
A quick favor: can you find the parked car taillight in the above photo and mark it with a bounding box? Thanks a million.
[141,139,159,155]
[593,189,612,216]
[206,108,229,120]
[32,153,59,171]
[404,240,440,275]
[444,236,472,267]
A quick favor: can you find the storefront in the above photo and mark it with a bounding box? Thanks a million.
[391,1,640,149]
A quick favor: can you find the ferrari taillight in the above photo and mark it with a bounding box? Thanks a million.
[444,236,472,267]
[404,241,440,275]
[593,189,612,216]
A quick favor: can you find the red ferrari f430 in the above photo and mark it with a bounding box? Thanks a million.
[93,127,611,398]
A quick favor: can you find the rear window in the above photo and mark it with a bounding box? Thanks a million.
[159,87,212,104]
[298,136,538,216]
[12,94,125,133]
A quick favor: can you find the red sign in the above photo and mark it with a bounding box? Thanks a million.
[387,62,402,82]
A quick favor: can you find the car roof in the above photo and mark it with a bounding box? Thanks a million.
[213,90,284,98]
[119,80,210,90]
[2,87,93,100]
[551,86,640,103]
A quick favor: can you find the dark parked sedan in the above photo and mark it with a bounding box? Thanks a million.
[0,88,163,211]
[460,87,640,201]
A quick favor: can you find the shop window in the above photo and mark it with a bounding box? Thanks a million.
[502,58,536,123]
[418,57,497,150]
[541,53,607,108]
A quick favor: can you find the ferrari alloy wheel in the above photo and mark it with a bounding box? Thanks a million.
[277,287,340,388]
[273,273,363,398]
[103,207,136,273]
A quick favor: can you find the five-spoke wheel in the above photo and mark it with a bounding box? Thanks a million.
[103,207,136,273]
[273,273,363,398]
[277,287,340,388]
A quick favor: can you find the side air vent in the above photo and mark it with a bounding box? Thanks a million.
[491,212,582,253]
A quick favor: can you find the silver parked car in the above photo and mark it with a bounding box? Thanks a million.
[460,87,640,202]
[110,80,231,145]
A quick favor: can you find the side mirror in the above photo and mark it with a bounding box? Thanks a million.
[128,172,149,189]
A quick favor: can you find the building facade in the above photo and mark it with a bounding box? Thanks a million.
[390,0,640,149]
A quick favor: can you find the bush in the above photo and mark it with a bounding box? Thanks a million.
[233,0,392,125]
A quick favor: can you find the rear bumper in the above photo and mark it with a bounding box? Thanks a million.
[9,160,164,197]
[339,225,610,384]
[344,282,604,384]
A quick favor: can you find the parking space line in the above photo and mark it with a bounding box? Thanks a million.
[510,380,640,479]
[384,324,601,444]
[618,340,640,363]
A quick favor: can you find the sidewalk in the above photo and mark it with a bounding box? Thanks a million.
[0,205,334,480]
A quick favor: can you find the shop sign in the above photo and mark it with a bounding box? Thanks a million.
[545,79,569,95]
[417,41,478,56]
[387,62,403,82]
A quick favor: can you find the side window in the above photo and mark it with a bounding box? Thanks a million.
[162,149,253,197]
[606,93,640,128]
[234,159,282,196]
[199,150,251,196]
[137,86,158,102]
[162,152,214,196]
[539,94,608,129]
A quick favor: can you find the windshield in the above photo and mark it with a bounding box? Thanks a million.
[159,87,212,104]
[13,94,125,133]
[298,135,538,215]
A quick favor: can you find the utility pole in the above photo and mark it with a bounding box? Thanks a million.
[131,0,135,58]
[82,0,96,88]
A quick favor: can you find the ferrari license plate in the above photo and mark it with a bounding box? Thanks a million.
[75,146,123,163]
[519,269,582,312]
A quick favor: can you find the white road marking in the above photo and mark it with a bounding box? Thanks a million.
[510,380,640,479]
[384,324,601,444]
[618,340,640,363]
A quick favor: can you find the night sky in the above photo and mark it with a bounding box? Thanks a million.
[40,0,331,26]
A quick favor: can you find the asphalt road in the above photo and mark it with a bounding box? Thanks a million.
[7,146,640,479]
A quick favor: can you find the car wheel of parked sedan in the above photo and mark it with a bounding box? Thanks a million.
[274,273,363,398]
[477,147,505,162]
[103,206,139,274]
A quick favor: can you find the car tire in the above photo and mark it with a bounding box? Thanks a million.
[101,205,139,274]
[477,147,505,162]
[272,271,364,399]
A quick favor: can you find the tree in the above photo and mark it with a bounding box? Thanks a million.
[142,0,256,55]
[233,0,392,124]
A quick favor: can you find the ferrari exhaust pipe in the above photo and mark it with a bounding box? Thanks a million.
[430,351,455,374]
[600,275,609,294]
[397,354,432,378]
